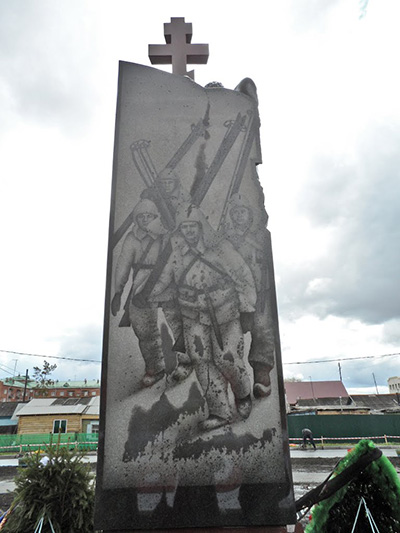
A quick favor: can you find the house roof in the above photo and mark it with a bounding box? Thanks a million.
[0,378,100,390]
[0,401,23,417]
[15,397,99,417]
[295,396,352,407]
[350,394,400,410]
[285,380,349,405]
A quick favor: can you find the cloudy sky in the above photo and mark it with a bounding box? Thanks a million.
[0,0,399,394]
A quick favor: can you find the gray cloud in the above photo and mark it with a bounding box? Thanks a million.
[36,325,103,383]
[0,1,100,135]
[382,320,400,345]
[288,355,399,390]
[279,122,400,325]
[53,323,103,363]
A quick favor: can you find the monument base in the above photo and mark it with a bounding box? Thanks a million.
[107,526,304,533]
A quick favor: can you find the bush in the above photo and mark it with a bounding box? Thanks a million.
[3,444,94,532]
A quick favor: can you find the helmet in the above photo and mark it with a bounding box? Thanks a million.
[132,199,160,220]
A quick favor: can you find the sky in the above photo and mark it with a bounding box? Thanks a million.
[0,0,399,394]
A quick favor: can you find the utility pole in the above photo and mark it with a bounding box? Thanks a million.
[338,362,342,381]
[309,376,316,399]
[22,369,29,403]
[372,373,379,395]
[12,359,18,380]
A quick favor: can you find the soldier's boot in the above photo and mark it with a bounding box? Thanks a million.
[171,351,193,383]
[171,364,193,383]
[253,363,272,399]
[198,415,230,432]
[142,370,165,388]
[235,394,252,419]
[139,339,166,388]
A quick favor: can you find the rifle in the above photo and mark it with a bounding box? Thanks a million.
[112,104,210,249]
[191,112,246,205]
[217,108,259,231]
[132,112,247,306]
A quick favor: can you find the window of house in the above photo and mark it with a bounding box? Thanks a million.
[68,392,74,396]
[60,391,65,396]
[3,390,7,395]
[83,391,88,397]
[53,419,67,434]
[51,391,56,397]
[91,391,96,396]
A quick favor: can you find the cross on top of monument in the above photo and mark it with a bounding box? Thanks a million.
[148,17,209,80]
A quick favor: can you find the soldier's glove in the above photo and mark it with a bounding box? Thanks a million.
[132,292,149,309]
[111,293,121,316]
[240,312,255,334]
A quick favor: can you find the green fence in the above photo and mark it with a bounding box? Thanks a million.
[288,413,400,444]
[0,433,98,453]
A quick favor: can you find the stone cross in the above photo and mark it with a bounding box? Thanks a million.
[148,17,209,80]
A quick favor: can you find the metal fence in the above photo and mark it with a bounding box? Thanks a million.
[0,433,98,454]
[288,413,400,445]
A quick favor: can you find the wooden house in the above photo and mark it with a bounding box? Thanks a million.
[15,397,99,435]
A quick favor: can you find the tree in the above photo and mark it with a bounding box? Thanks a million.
[3,444,95,532]
[33,360,57,396]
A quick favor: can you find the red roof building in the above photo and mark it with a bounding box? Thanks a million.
[285,380,349,406]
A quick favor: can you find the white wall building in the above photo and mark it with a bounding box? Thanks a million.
[388,376,400,393]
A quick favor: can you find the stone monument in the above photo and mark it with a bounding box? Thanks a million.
[95,17,296,532]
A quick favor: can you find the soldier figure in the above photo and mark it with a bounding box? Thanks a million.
[111,199,169,388]
[224,193,275,398]
[149,206,257,431]
[141,168,193,382]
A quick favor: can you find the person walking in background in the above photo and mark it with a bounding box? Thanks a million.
[302,427,316,449]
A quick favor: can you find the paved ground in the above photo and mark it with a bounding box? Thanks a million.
[290,446,399,458]
[0,447,395,531]
[0,448,398,511]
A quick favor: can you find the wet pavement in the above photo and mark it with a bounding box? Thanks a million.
[0,448,397,494]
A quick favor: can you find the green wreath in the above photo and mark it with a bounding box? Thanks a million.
[305,439,400,532]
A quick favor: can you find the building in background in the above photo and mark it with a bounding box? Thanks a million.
[0,402,24,434]
[15,397,100,434]
[0,376,100,402]
[285,380,349,408]
[388,376,400,393]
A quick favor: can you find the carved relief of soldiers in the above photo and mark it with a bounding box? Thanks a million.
[150,205,257,431]
[140,168,194,382]
[223,193,275,398]
[111,199,169,388]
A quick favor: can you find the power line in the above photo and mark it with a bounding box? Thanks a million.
[0,349,101,364]
[1,348,399,367]
[0,364,17,377]
[284,352,400,365]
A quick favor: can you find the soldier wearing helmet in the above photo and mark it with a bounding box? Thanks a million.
[111,199,168,388]
[224,193,275,398]
[150,205,257,432]
[139,168,194,382]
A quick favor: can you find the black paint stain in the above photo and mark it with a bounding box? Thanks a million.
[123,382,205,462]
[173,427,277,461]
[223,351,234,363]
[194,335,204,358]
